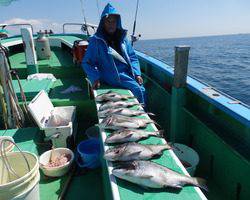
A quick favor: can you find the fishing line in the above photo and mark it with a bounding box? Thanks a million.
[96,0,100,18]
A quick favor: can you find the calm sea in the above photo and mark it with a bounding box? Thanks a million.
[135,34,250,106]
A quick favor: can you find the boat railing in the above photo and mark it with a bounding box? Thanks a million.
[62,23,98,34]
[136,50,250,109]
[187,74,250,108]
[0,23,34,34]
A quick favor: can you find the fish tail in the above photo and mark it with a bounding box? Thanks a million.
[164,143,172,150]
[136,107,144,111]
[128,96,135,99]
[105,90,113,94]
[146,112,155,116]
[167,142,179,151]
[138,102,145,107]
[192,177,208,192]
[155,130,164,137]
[105,138,111,144]
[151,119,161,128]
[97,90,112,96]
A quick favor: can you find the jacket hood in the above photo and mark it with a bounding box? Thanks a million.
[96,3,126,38]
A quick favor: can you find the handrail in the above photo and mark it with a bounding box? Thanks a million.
[62,22,98,34]
[0,23,34,33]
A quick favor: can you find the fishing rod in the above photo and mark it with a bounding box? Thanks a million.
[96,0,100,18]
[131,0,140,46]
[80,0,90,36]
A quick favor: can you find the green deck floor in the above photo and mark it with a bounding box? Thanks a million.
[9,46,83,79]
[0,128,104,200]
[13,79,54,101]
[49,78,88,106]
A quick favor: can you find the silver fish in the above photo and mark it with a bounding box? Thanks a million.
[105,129,164,144]
[98,108,154,118]
[100,115,157,130]
[112,160,208,191]
[99,101,140,111]
[104,142,171,161]
[96,91,134,102]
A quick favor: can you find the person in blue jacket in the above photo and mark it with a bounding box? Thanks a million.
[82,3,146,104]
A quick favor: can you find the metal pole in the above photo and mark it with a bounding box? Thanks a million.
[170,46,190,143]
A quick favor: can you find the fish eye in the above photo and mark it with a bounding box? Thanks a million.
[115,149,120,154]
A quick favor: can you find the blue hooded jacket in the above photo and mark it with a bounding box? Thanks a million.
[82,3,141,86]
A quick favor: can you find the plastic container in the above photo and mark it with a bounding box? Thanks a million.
[0,151,40,200]
[28,90,76,148]
[173,143,199,176]
[76,139,100,169]
[85,125,100,139]
[39,148,74,177]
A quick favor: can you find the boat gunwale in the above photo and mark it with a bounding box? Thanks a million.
[135,50,250,127]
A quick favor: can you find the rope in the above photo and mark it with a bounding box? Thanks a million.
[0,44,25,128]
[0,46,8,128]
[10,70,29,115]
[0,86,8,129]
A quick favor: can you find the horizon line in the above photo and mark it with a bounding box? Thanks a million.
[141,32,250,41]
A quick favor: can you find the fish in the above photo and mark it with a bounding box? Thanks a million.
[98,107,154,118]
[112,160,208,191]
[105,129,164,144]
[100,115,158,130]
[96,91,134,102]
[104,142,171,161]
[99,101,140,111]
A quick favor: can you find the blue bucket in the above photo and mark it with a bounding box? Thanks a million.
[76,138,101,169]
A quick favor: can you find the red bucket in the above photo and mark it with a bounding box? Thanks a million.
[72,40,88,66]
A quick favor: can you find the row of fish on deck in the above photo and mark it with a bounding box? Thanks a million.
[96,91,207,191]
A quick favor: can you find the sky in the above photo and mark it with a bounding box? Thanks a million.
[1,0,250,40]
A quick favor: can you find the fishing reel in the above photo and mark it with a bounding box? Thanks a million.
[131,34,141,44]
[81,24,88,33]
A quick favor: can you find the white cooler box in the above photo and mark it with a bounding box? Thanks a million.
[28,90,76,147]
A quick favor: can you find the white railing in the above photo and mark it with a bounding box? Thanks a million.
[0,23,34,34]
[62,22,98,34]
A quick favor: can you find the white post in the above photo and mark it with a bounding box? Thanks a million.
[21,27,38,75]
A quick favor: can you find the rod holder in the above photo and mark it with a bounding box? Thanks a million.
[173,46,190,88]
[170,46,190,143]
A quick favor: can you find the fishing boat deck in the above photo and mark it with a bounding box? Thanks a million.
[1,33,249,199]
[0,128,104,200]
[2,34,208,200]
[9,46,83,79]
[95,88,207,200]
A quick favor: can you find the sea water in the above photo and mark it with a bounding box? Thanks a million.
[135,34,250,106]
